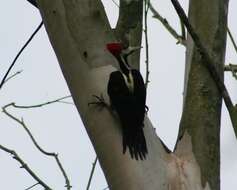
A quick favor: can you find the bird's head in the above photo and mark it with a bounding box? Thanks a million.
[106,42,142,58]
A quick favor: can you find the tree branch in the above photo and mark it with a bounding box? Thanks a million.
[25,183,40,190]
[144,0,150,88]
[3,70,23,85]
[170,0,237,136]
[111,0,119,8]
[0,144,52,190]
[8,95,72,109]
[2,103,72,190]
[224,63,237,80]
[227,27,237,54]
[86,157,98,190]
[149,2,186,46]
[179,18,186,41]
[0,21,43,90]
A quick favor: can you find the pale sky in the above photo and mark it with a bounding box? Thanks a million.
[0,0,237,189]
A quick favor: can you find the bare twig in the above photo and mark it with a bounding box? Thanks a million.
[227,27,237,79]
[25,183,40,190]
[0,144,52,190]
[4,70,23,85]
[55,155,72,190]
[180,19,186,40]
[170,0,233,108]
[144,0,150,88]
[0,21,43,90]
[86,157,98,190]
[2,104,72,190]
[225,64,237,72]
[8,95,72,109]
[149,2,186,46]
[170,0,237,135]
[111,0,119,7]
[224,64,237,80]
[57,101,74,105]
[227,27,237,54]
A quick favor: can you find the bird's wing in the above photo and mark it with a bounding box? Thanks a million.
[107,71,129,107]
[107,70,148,159]
[131,69,146,125]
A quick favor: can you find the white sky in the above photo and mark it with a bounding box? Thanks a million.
[0,0,237,189]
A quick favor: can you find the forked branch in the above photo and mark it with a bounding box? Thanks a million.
[149,2,186,46]
[0,144,52,190]
[2,103,72,190]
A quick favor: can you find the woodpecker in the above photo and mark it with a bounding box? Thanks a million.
[106,42,148,160]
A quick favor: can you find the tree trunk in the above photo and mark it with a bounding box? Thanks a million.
[36,0,169,189]
[36,0,228,189]
[178,0,229,190]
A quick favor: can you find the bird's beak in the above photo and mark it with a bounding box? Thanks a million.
[122,46,143,56]
[128,46,143,52]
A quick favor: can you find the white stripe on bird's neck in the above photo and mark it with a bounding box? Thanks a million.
[121,71,134,93]
[119,55,134,93]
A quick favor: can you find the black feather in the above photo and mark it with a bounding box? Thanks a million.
[107,70,148,160]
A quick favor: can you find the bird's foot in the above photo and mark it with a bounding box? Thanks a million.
[88,94,110,109]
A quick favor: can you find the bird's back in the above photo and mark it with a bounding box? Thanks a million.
[107,70,147,160]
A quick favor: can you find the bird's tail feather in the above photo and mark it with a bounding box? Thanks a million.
[122,128,148,160]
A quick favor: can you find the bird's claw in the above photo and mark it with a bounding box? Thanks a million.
[88,94,109,108]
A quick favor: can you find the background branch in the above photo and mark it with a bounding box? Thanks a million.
[224,64,237,80]
[111,0,119,7]
[24,183,40,190]
[170,0,232,106]
[2,103,72,190]
[149,2,186,46]
[4,70,23,85]
[144,0,150,88]
[179,18,186,40]
[86,157,98,190]
[8,95,72,109]
[0,21,43,90]
[0,144,52,190]
[227,27,237,54]
[170,0,237,136]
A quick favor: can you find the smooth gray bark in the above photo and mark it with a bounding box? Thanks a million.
[36,0,169,189]
[35,0,227,189]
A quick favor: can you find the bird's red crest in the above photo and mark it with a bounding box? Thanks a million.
[106,43,123,56]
